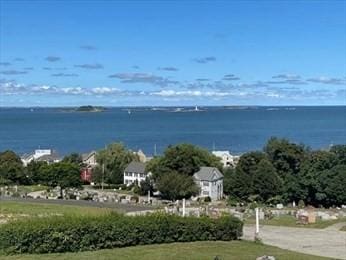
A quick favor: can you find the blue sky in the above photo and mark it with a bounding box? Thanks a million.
[0,0,345,106]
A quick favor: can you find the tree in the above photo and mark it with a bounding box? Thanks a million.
[134,177,154,196]
[156,171,198,201]
[148,143,222,180]
[146,144,221,201]
[62,153,83,165]
[264,137,308,202]
[252,159,282,202]
[96,143,138,184]
[315,165,346,207]
[298,150,338,205]
[39,162,82,189]
[224,167,253,200]
[0,150,27,184]
[26,160,48,184]
[330,145,346,165]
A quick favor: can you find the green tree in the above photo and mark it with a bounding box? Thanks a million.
[315,165,346,207]
[149,143,222,180]
[156,171,198,201]
[264,137,307,202]
[25,160,48,184]
[39,162,82,189]
[146,144,221,200]
[134,177,154,196]
[96,143,138,184]
[330,145,346,165]
[62,153,83,165]
[298,150,338,205]
[0,150,27,184]
[252,159,282,202]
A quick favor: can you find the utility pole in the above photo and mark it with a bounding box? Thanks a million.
[154,144,157,156]
[102,163,105,191]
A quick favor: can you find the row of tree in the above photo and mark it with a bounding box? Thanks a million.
[0,138,345,207]
[223,138,346,207]
[0,151,81,189]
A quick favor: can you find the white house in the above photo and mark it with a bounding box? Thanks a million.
[193,167,223,201]
[123,161,150,186]
[82,151,97,167]
[21,149,60,166]
[212,150,240,168]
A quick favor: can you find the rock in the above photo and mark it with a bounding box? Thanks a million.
[256,256,276,260]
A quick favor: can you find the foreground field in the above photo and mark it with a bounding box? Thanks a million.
[0,241,329,260]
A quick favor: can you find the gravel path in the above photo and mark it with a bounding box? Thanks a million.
[243,224,346,259]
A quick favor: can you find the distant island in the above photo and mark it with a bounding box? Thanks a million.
[76,106,106,112]
[61,106,106,113]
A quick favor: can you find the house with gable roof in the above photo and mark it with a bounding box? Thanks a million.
[193,166,224,200]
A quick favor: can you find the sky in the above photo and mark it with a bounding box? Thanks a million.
[0,0,345,106]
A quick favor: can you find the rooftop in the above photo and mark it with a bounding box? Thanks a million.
[194,166,223,181]
[124,161,147,174]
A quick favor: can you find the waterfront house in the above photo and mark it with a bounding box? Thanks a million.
[80,151,98,183]
[193,167,223,201]
[124,161,150,186]
[21,149,60,166]
[82,151,97,167]
[212,150,240,168]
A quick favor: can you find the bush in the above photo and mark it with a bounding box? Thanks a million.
[204,196,211,202]
[0,213,243,254]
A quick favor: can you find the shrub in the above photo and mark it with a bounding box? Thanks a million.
[0,213,243,254]
[204,196,211,202]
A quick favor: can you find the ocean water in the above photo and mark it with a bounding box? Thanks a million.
[0,106,345,156]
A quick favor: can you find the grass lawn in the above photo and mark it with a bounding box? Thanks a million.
[0,241,328,260]
[0,201,112,223]
[245,214,346,229]
[0,185,49,194]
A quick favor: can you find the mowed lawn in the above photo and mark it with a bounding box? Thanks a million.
[0,241,328,260]
[0,201,112,222]
[245,214,346,229]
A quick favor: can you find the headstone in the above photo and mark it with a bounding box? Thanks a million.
[308,211,316,223]
[276,203,283,209]
[256,256,276,260]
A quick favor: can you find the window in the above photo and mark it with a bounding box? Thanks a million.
[203,191,209,195]
[203,181,209,186]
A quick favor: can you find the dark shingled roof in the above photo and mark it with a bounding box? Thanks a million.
[124,161,146,174]
[193,167,223,181]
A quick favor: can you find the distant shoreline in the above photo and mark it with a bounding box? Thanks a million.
[0,105,345,109]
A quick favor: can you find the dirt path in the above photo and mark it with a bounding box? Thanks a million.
[243,224,346,259]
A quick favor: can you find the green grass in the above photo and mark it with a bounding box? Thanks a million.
[245,214,346,229]
[340,225,346,231]
[0,185,49,194]
[0,201,112,223]
[0,241,328,260]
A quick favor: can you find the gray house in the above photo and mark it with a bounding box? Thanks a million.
[193,167,223,201]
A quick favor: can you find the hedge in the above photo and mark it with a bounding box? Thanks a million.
[0,213,243,254]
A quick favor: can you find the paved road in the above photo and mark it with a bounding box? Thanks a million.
[243,224,346,259]
[0,197,154,213]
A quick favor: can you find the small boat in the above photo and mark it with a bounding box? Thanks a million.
[127,109,131,115]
